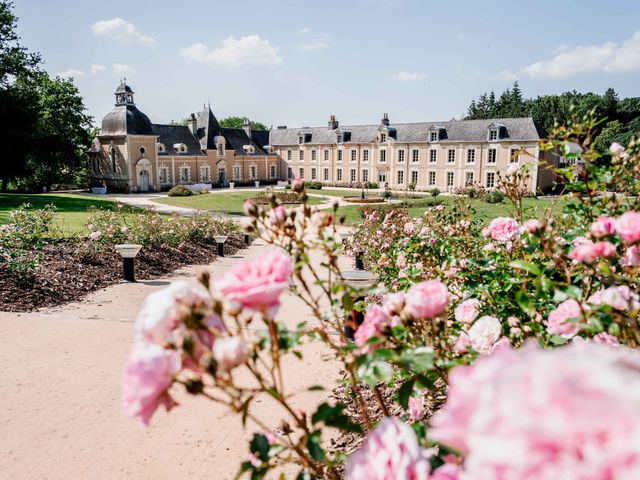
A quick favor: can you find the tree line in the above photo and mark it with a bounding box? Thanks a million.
[0,1,92,192]
[465,81,640,151]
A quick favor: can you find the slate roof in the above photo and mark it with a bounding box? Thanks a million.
[151,124,204,156]
[196,106,221,150]
[101,104,155,136]
[220,127,274,156]
[269,117,543,146]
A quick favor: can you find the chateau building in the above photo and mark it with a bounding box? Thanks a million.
[89,81,278,192]
[268,114,556,192]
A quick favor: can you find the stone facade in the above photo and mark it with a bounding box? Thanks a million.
[89,82,279,192]
[268,114,557,193]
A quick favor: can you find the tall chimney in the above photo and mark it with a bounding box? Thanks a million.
[328,114,339,130]
[381,113,390,126]
[242,117,251,138]
[188,113,197,135]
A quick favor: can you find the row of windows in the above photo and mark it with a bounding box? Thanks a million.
[286,167,497,188]
[285,148,520,164]
[157,165,278,183]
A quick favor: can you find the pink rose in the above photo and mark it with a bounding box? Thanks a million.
[404,280,449,319]
[453,332,471,354]
[419,226,430,236]
[590,216,616,238]
[430,463,461,480]
[568,240,616,264]
[408,396,424,421]
[404,222,416,235]
[268,205,287,224]
[291,177,304,192]
[382,292,405,316]
[617,211,640,244]
[345,417,432,480]
[213,336,248,372]
[430,341,640,478]
[454,299,481,324]
[522,219,543,234]
[621,245,640,266]
[482,217,519,243]
[467,316,501,354]
[545,299,582,338]
[396,255,407,268]
[507,316,519,327]
[610,142,626,154]
[122,342,180,425]
[135,281,212,344]
[214,249,292,318]
[89,230,102,241]
[354,305,390,352]
[120,226,130,234]
[601,285,640,311]
[593,332,620,347]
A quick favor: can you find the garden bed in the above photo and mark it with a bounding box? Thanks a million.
[342,196,386,204]
[0,234,247,312]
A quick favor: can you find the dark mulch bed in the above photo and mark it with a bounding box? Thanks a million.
[0,234,248,312]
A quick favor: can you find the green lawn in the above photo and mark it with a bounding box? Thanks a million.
[0,193,115,235]
[156,192,326,215]
[336,196,571,226]
[307,188,367,197]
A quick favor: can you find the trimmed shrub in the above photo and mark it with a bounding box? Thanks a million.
[168,185,193,197]
[485,190,506,204]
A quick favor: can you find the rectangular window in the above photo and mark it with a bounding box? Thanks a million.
[351,150,357,162]
[337,150,343,162]
[447,149,456,163]
[299,150,304,161]
[287,150,292,161]
[446,171,454,188]
[363,150,369,162]
[287,167,293,179]
[397,170,404,184]
[324,149,329,161]
[350,169,356,182]
[234,165,241,180]
[380,133,387,143]
[180,167,189,182]
[412,149,419,163]
[411,170,419,185]
[298,135,303,144]
[429,149,437,163]
[430,131,438,142]
[428,171,436,186]
[337,169,343,181]
[465,171,474,185]
[323,168,329,181]
[380,150,386,162]
[311,150,317,161]
[159,167,169,183]
[510,148,519,163]
[201,166,210,182]
[311,167,317,180]
[489,130,498,141]
[467,149,475,163]
[250,165,257,179]
[488,149,497,163]
[269,165,276,179]
[362,169,369,182]
[486,172,496,188]
[298,167,305,179]
[398,150,405,163]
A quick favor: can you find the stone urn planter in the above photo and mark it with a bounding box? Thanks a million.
[229,182,235,190]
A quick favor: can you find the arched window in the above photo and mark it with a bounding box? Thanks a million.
[111,148,117,173]
[139,146,146,156]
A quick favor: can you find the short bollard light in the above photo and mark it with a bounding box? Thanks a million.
[340,232,364,271]
[244,234,251,245]
[214,235,228,256]
[114,244,142,282]
[342,270,376,341]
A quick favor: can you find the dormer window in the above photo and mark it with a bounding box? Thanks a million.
[489,130,498,141]
[298,135,304,145]
[429,125,445,142]
[430,131,439,142]
[487,123,505,141]
[380,133,387,143]
[337,134,343,143]
[157,143,165,153]
[243,145,255,154]
[174,143,187,153]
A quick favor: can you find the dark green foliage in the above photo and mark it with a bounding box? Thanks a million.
[219,116,268,131]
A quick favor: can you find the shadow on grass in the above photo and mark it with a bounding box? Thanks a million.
[0,193,115,224]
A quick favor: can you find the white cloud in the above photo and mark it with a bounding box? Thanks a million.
[92,18,155,45]
[180,35,282,65]
[113,63,135,75]
[297,27,330,51]
[90,64,107,75]
[392,71,427,82]
[57,68,85,78]
[523,30,640,79]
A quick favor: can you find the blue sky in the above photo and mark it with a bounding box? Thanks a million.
[15,0,640,128]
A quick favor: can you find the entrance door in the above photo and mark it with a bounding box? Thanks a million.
[218,169,226,186]
[139,170,150,192]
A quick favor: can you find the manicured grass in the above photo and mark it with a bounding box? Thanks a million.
[0,193,115,235]
[336,196,571,226]
[156,191,325,215]
[306,188,370,197]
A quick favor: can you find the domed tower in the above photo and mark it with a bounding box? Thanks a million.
[93,81,157,193]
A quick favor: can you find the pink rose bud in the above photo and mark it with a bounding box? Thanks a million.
[616,211,640,244]
[408,396,425,421]
[545,299,582,339]
[213,337,248,373]
[590,216,616,238]
[454,299,481,324]
[467,316,502,354]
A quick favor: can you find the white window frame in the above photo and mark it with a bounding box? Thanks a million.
[233,165,242,180]
[323,168,329,181]
[324,149,329,162]
[486,171,496,188]
[429,149,437,163]
[336,168,343,181]
[269,165,277,179]
[488,148,497,164]
[249,165,257,180]
[363,149,369,162]
[380,133,387,143]
[397,170,404,185]
[411,149,419,163]
[351,149,357,163]
[200,165,211,182]
[311,167,317,180]
[510,148,519,163]
[299,150,304,162]
[428,170,436,186]
[311,150,317,162]
[467,148,476,164]
[446,171,455,189]
[350,169,357,182]
[447,149,456,164]
[362,169,369,183]
[398,150,405,163]
[299,167,305,179]
[465,171,474,186]
[380,149,386,163]
[287,150,292,162]
[410,170,419,185]
[489,129,498,141]
[429,131,439,142]
[337,150,343,162]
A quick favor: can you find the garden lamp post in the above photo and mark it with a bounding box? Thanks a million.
[342,270,376,341]
[244,234,251,245]
[114,244,142,282]
[214,235,228,256]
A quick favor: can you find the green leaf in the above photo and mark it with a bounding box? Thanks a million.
[549,335,568,346]
[396,378,415,410]
[515,289,534,315]
[311,403,362,433]
[250,433,270,461]
[399,347,434,374]
[509,260,541,276]
[306,431,325,461]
